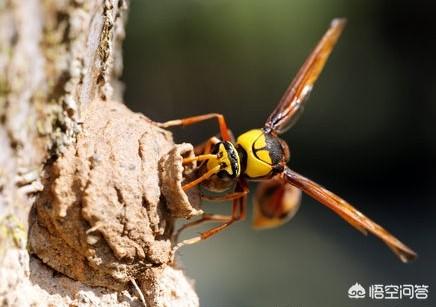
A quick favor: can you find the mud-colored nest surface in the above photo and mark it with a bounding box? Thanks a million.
[27,100,201,305]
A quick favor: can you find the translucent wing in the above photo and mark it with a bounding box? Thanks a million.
[283,167,417,263]
[265,18,346,135]
[252,177,301,229]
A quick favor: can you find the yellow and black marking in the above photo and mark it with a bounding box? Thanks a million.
[207,141,240,178]
[236,129,286,179]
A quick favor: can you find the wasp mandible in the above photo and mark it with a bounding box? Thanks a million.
[159,18,417,262]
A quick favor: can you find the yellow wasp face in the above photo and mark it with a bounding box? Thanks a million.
[236,129,289,179]
[207,141,241,178]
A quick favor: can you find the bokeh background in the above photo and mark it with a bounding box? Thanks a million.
[123,0,436,306]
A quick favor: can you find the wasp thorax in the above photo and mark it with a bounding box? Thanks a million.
[236,129,287,179]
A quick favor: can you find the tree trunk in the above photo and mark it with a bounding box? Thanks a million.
[0,1,199,306]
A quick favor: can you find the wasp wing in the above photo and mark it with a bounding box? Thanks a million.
[252,177,302,229]
[283,167,417,263]
[265,18,346,135]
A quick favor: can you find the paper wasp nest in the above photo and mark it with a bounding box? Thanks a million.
[28,100,201,305]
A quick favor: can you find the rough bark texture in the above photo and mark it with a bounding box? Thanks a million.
[0,1,200,306]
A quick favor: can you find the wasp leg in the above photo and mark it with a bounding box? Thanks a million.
[182,165,221,191]
[194,136,221,155]
[174,181,248,250]
[181,137,222,191]
[201,190,249,202]
[172,190,248,242]
[200,201,241,239]
[172,213,231,243]
[173,200,240,249]
[199,181,248,239]
[182,195,247,248]
[157,113,232,141]
[238,183,248,221]
[182,154,217,165]
[173,191,248,241]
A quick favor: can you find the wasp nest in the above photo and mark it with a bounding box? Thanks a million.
[28,100,201,305]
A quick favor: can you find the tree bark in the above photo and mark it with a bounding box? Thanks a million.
[0,1,199,306]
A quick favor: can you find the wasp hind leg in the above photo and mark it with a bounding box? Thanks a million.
[172,198,243,254]
[172,182,248,252]
[201,189,249,202]
[172,213,231,244]
[172,189,248,242]
[197,191,248,241]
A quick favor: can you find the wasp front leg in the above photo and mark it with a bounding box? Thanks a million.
[194,136,221,155]
[181,165,221,191]
[177,136,220,191]
[157,113,233,142]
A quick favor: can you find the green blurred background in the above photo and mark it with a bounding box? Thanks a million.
[123,0,435,306]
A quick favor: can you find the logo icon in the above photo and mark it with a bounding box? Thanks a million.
[348,282,366,299]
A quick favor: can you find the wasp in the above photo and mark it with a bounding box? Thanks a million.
[159,18,417,262]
